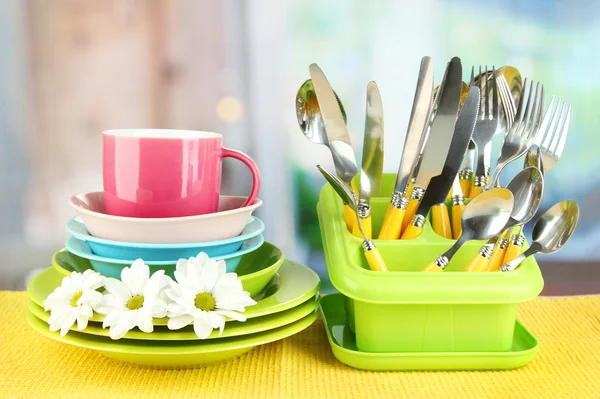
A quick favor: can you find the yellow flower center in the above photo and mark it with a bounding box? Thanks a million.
[127,295,145,310]
[194,292,216,311]
[71,291,83,307]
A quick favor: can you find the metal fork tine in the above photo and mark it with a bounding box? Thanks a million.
[492,66,499,120]
[538,96,556,148]
[550,100,566,152]
[500,76,516,125]
[544,98,562,150]
[529,83,544,140]
[555,104,571,158]
[470,66,475,88]
[485,66,490,119]
[514,78,528,122]
[478,65,484,119]
[521,80,535,136]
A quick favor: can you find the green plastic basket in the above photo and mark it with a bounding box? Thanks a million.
[317,173,544,354]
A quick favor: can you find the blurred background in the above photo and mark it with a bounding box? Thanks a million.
[0,0,597,294]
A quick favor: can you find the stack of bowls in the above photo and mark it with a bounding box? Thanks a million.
[25,129,320,368]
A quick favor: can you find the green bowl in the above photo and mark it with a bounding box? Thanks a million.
[317,173,544,354]
[52,240,285,298]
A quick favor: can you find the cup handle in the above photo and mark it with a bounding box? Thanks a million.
[222,148,261,208]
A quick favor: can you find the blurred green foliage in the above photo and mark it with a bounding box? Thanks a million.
[292,166,323,253]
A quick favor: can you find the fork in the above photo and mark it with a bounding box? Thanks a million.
[524,96,571,174]
[469,66,501,198]
[503,97,571,264]
[486,79,544,189]
[497,75,516,128]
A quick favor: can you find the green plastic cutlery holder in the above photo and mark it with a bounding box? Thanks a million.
[317,173,544,353]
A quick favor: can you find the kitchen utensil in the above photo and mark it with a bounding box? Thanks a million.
[402,84,480,240]
[29,295,318,341]
[31,259,321,324]
[500,200,579,272]
[103,129,260,218]
[296,78,356,229]
[497,66,523,107]
[65,234,264,279]
[379,57,433,239]
[309,63,360,230]
[507,99,570,263]
[458,140,475,197]
[469,66,500,198]
[317,165,387,272]
[487,79,544,189]
[69,192,262,244]
[465,167,544,272]
[52,240,285,298]
[401,56,463,234]
[320,293,539,371]
[423,187,514,272]
[65,216,265,261]
[352,81,384,239]
[498,74,516,128]
[27,308,318,368]
[524,96,571,174]
[450,176,465,239]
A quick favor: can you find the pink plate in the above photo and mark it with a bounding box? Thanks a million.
[68,192,262,244]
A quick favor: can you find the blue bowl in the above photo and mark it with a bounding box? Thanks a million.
[65,234,265,279]
[65,216,265,261]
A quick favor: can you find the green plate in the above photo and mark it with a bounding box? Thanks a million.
[28,295,319,340]
[320,294,539,371]
[52,240,285,298]
[29,259,320,325]
[27,309,318,368]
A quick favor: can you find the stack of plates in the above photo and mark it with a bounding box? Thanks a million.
[27,243,320,368]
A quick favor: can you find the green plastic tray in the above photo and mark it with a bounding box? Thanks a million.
[317,173,544,353]
[321,294,539,371]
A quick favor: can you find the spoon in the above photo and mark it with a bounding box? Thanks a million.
[296,79,356,230]
[317,164,387,272]
[295,79,347,146]
[464,167,544,272]
[423,188,514,272]
[500,200,579,272]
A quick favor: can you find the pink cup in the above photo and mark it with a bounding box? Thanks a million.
[102,129,260,218]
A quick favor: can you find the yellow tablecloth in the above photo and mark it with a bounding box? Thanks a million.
[1,291,600,398]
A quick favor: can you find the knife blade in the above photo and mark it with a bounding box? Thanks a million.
[378,57,433,240]
[352,81,384,239]
[402,86,481,239]
[401,57,463,233]
[308,64,358,185]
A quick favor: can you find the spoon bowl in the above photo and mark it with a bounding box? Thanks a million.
[296,79,347,146]
[505,166,544,228]
[461,187,514,241]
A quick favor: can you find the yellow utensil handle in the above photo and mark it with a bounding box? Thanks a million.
[343,205,355,231]
[401,222,424,240]
[459,177,471,198]
[469,183,483,198]
[451,203,465,239]
[446,188,453,199]
[503,241,523,264]
[364,247,388,272]
[405,181,415,199]
[352,215,372,240]
[378,205,405,240]
[464,253,491,272]
[431,204,452,239]
[401,197,421,233]
[423,261,444,272]
[487,245,508,271]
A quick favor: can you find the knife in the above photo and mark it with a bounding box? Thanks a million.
[352,81,384,240]
[402,85,480,240]
[378,57,433,240]
[459,140,475,198]
[400,57,463,236]
[309,64,360,230]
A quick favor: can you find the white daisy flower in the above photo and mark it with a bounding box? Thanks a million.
[43,269,105,337]
[165,252,256,339]
[95,259,171,340]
